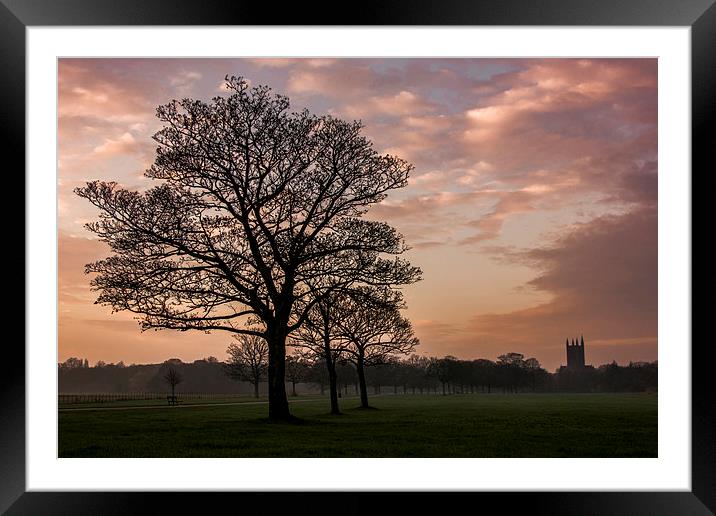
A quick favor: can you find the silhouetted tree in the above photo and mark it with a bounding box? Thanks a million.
[59,357,87,369]
[76,76,421,421]
[163,365,183,399]
[428,356,459,395]
[57,354,656,396]
[522,357,548,392]
[497,352,525,367]
[285,353,309,397]
[225,334,269,398]
[403,354,431,394]
[471,359,496,393]
[305,358,329,395]
[336,360,357,396]
[290,291,351,414]
[337,288,419,408]
[497,352,527,392]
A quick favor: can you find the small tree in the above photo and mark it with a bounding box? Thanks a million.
[305,358,329,395]
[163,365,183,399]
[290,291,351,414]
[285,353,309,397]
[338,287,419,408]
[225,334,269,398]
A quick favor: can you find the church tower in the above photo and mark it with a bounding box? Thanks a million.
[565,335,586,370]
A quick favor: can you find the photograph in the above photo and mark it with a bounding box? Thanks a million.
[57,57,659,459]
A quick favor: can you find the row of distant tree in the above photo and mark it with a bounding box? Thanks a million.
[59,352,657,401]
[58,357,242,395]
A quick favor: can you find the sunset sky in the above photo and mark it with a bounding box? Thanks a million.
[58,58,657,371]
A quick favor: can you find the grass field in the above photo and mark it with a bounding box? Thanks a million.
[58,393,657,457]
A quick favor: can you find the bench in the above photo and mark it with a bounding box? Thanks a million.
[167,395,182,405]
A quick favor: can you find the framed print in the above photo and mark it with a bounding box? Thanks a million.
[5,0,714,514]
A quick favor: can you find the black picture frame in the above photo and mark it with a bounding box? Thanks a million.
[4,1,712,514]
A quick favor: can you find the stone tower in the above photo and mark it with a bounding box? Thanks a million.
[565,335,585,370]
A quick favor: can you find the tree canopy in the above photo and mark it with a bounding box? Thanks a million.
[225,334,269,398]
[76,76,421,420]
[336,287,419,407]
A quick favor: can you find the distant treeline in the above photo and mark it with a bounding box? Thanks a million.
[58,357,278,396]
[59,352,657,395]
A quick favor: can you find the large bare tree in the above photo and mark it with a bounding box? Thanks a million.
[337,288,419,408]
[76,77,420,420]
[225,334,269,398]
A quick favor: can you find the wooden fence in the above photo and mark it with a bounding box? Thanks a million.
[58,392,250,405]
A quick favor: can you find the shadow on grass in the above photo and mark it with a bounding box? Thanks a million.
[253,415,311,425]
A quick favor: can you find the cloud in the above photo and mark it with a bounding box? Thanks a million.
[57,58,658,367]
[92,132,136,156]
[413,319,465,339]
[342,90,437,119]
[58,231,109,306]
[58,60,155,123]
[286,62,385,98]
[247,58,297,68]
[466,207,657,369]
[460,190,543,244]
[458,59,657,192]
[170,70,202,96]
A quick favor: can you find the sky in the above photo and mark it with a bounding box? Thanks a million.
[58,58,657,371]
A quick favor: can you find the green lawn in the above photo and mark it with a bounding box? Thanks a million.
[58,393,657,458]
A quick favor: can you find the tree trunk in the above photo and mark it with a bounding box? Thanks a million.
[253,380,259,399]
[326,357,341,415]
[356,357,369,408]
[266,324,291,421]
[292,381,297,397]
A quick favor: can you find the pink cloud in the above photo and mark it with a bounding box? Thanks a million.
[58,58,658,367]
[92,132,136,156]
[59,60,155,123]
